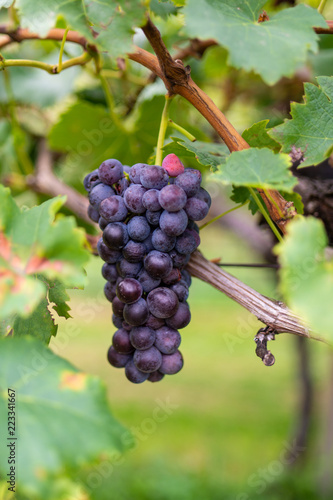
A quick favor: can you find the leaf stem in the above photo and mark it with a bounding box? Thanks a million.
[249,187,283,243]
[57,26,69,73]
[168,120,196,142]
[0,52,91,74]
[156,95,173,166]
[200,202,248,230]
[318,0,328,14]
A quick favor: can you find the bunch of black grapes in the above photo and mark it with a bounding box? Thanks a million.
[84,154,211,383]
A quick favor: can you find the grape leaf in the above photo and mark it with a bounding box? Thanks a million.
[230,186,260,215]
[269,76,333,167]
[210,147,296,191]
[274,216,333,341]
[163,137,229,171]
[183,1,327,85]
[242,120,281,152]
[0,336,131,499]
[46,279,71,319]
[13,298,57,343]
[150,0,179,19]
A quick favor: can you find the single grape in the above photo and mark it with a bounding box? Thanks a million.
[162,154,185,177]
[144,250,173,279]
[112,314,123,329]
[103,222,129,249]
[89,183,115,209]
[175,170,201,197]
[170,281,189,302]
[152,228,176,253]
[107,346,132,368]
[130,326,156,350]
[116,258,142,278]
[175,229,198,255]
[125,360,149,383]
[142,189,161,211]
[134,346,162,373]
[122,240,146,263]
[84,169,100,192]
[97,238,121,264]
[159,350,183,375]
[159,209,188,237]
[112,296,125,318]
[87,204,100,223]
[116,278,143,304]
[155,326,181,354]
[129,163,147,184]
[140,165,169,190]
[113,328,134,354]
[148,371,165,382]
[127,216,150,242]
[122,320,132,331]
[197,186,212,208]
[181,269,192,287]
[104,281,116,302]
[102,263,118,283]
[143,233,154,253]
[166,301,191,329]
[123,298,149,326]
[147,287,179,318]
[162,268,181,285]
[169,249,190,269]
[159,184,187,212]
[99,195,128,222]
[185,188,211,221]
[99,217,108,230]
[137,268,161,293]
[98,159,123,186]
[124,184,147,214]
[146,210,161,226]
[145,314,165,330]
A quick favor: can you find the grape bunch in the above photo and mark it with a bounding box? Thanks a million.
[84,154,211,383]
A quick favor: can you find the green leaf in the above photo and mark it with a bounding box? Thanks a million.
[0,336,131,499]
[269,77,333,167]
[150,0,179,19]
[210,147,296,192]
[46,279,71,319]
[183,1,327,85]
[230,186,260,215]
[242,120,281,152]
[280,191,304,216]
[163,137,229,171]
[274,216,333,341]
[13,298,57,343]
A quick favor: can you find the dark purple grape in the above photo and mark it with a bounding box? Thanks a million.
[185,188,211,221]
[142,189,161,211]
[107,346,132,368]
[99,195,128,222]
[123,298,149,326]
[99,159,123,186]
[113,328,134,354]
[197,187,211,208]
[162,268,181,285]
[140,165,168,190]
[134,346,162,373]
[104,281,116,302]
[97,238,121,264]
[175,169,201,197]
[175,229,198,255]
[102,263,118,283]
[99,217,108,230]
[144,250,173,279]
[122,240,146,263]
[103,222,129,249]
[170,281,189,302]
[112,296,125,317]
[152,228,176,253]
[129,163,147,184]
[116,278,142,304]
[127,216,150,242]
[89,183,115,209]
[146,210,161,226]
[148,371,165,382]
[159,350,183,375]
[122,320,132,331]
[114,176,129,195]
[145,314,165,330]
[159,209,188,237]
[87,204,100,223]
[130,326,156,350]
[112,314,123,329]
[155,326,181,354]
[116,258,142,278]
[137,269,161,293]
[166,301,191,329]
[169,249,190,269]
[124,184,147,214]
[147,287,179,319]
[143,234,154,253]
[84,169,100,192]
[181,269,192,287]
[159,184,187,212]
[125,360,148,383]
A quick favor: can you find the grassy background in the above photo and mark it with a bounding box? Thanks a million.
[55,224,331,500]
